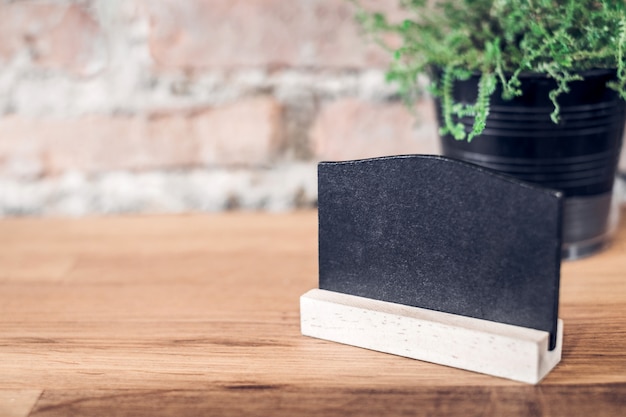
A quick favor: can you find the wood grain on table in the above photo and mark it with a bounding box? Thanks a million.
[0,211,624,416]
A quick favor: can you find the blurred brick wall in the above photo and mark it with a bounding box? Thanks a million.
[1,0,623,216]
[0,0,439,216]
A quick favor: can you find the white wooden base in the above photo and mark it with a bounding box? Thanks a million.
[300,289,563,384]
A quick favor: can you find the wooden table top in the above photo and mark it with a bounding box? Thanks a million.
[0,211,624,417]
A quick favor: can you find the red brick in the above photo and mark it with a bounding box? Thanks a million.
[142,0,403,70]
[0,2,104,76]
[194,97,285,166]
[0,115,197,175]
[0,97,284,175]
[310,98,439,161]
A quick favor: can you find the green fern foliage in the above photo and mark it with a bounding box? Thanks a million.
[351,0,626,141]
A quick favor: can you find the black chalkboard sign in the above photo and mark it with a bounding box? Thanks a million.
[318,155,562,349]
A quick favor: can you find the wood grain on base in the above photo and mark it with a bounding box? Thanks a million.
[301,289,563,384]
[0,390,42,417]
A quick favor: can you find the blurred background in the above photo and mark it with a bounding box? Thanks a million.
[0,0,623,217]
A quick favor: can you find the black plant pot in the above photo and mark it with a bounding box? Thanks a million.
[436,70,625,259]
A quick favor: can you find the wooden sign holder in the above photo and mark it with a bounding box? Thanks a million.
[301,289,563,384]
[304,155,565,384]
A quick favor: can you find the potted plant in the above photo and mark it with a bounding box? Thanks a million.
[352,0,626,259]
